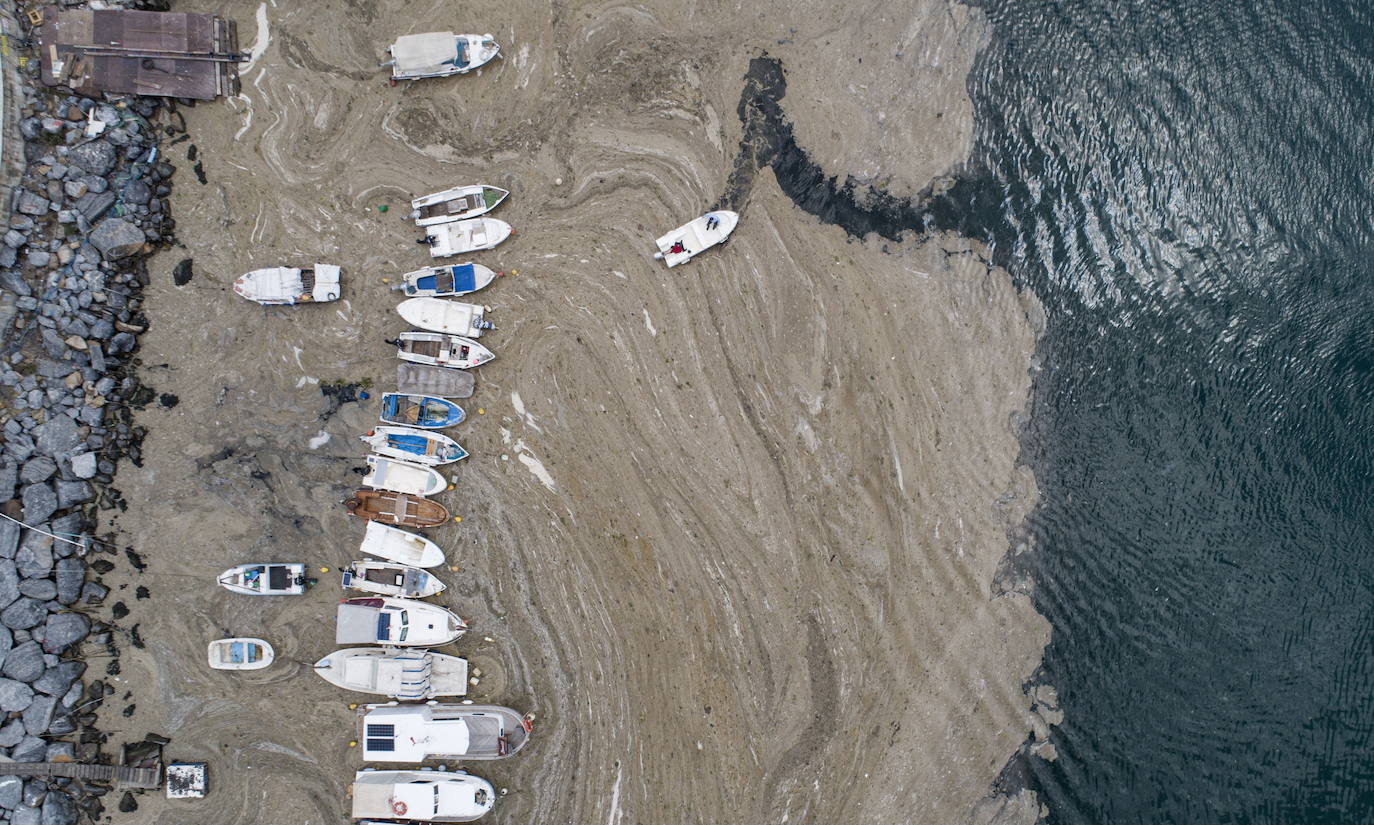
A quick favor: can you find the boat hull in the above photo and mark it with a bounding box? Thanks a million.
[358,703,533,762]
[207,638,274,670]
[313,647,469,699]
[359,522,446,568]
[654,211,738,267]
[346,490,450,528]
[397,298,491,337]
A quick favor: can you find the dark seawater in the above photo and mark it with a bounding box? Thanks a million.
[727,0,1374,821]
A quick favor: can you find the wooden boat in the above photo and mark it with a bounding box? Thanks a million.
[396,364,476,399]
[346,489,450,528]
[397,263,499,297]
[216,563,310,595]
[233,264,341,304]
[358,703,532,762]
[207,638,274,670]
[653,211,739,267]
[363,455,449,497]
[411,187,508,228]
[395,333,495,370]
[343,560,446,598]
[380,392,466,428]
[422,218,512,258]
[359,522,446,568]
[388,32,500,81]
[351,770,495,823]
[361,426,467,466]
[314,648,469,700]
[336,597,466,646]
[398,298,493,337]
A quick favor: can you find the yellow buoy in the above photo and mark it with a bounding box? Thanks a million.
[348,740,357,748]
[381,278,390,284]
[450,565,461,572]
[348,703,358,710]
[454,516,463,523]
[320,567,330,573]
[511,269,519,275]
[477,408,485,415]
[447,483,456,491]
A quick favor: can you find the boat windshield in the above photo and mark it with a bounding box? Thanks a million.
[398,610,409,642]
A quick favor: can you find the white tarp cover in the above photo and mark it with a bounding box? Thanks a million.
[393,32,457,73]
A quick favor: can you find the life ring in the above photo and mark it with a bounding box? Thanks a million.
[391,799,408,816]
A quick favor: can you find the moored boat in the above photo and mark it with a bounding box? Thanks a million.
[358,702,533,762]
[359,522,446,568]
[397,263,500,297]
[398,298,493,337]
[346,489,451,528]
[207,638,274,670]
[394,333,495,370]
[343,559,447,599]
[388,32,500,81]
[396,364,476,399]
[411,187,509,228]
[314,647,469,699]
[216,563,310,595]
[422,218,512,258]
[351,769,495,823]
[233,264,341,304]
[653,211,738,267]
[362,426,467,465]
[336,597,466,647]
[363,455,449,497]
[380,392,466,428]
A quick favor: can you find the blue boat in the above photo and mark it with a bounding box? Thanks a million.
[398,262,499,297]
[362,426,468,465]
[379,393,465,429]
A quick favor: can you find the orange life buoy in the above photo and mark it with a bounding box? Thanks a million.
[391,799,408,816]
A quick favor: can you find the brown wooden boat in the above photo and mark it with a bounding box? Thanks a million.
[345,489,449,528]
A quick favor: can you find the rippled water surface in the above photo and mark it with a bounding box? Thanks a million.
[958,0,1374,821]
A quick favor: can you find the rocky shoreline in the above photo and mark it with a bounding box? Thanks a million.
[0,2,187,822]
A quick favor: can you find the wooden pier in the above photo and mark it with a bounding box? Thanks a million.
[0,761,161,789]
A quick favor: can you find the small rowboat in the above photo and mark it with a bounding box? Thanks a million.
[380,392,465,428]
[394,332,494,370]
[397,263,499,297]
[396,364,476,399]
[422,218,512,258]
[233,264,341,304]
[388,32,500,82]
[358,522,446,568]
[411,187,508,227]
[361,426,467,465]
[398,298,493,337]
[217,563,310,595]
[207,638,275,670]
[653,211,738,267]
[343,560,446,598]
[346,489,450,528]
[363,455,449,497]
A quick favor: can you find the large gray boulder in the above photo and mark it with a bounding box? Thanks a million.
[0,562,21,607]
[2,642,43,683]
[39,613,88,654]
[53,558,84,606]
[32,661,82,697]
[0,599,46,631]
[14,534,52,579]
[0,678,34,712]
[19,484,56,524]
[33,416,80,458]
[0,522,19,560]
[20,693,54,735]
[88,217,146,260]
[66,140,116,176]
[0,774,23,808]
[10,803,39,825]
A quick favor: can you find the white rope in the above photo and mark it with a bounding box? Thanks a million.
[0,511,88,549]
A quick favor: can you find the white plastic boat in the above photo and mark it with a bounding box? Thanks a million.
[360,522,446,569]
[389,33,500,81]
[216,563,310,595]
[397,263,499,297]
[411,186,508,227]
[422,218,512,258]
[315,648,469,700]
[233,264,341,304]
[352,769,494,823]
[394,332,495,370]
[344,559,447,598]
[653,211,738,267]
[336,597,466,646]
[398,298,494,337]
[359,703,533,762]
[361,426,467,466]
[363,455,449,497]
[207,638,274,670]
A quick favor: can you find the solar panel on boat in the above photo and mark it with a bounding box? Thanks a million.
[366,739,394,752]
[366,724,395,737]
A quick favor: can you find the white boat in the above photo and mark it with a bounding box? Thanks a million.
[352,769,494,823]
[207,638,274,670]
[653,211,739,267]
[422,218,512,258]
[388,32,500,81]
[394,332,495,370]
[397,263,499,297]
[362,426,467,466]
[396,364,476,399]
[216,563,310,595]
[336,597,466,647]
[411,187,508,228]
[314,647,469,700]
[360,522,446,569]
[363,455,449,497]
[233,264,341,304]
[358,702,532,762]
[344,560,447,598]
[398,298,493,338]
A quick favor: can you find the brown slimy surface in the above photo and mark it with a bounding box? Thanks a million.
[94,1,1052,822]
